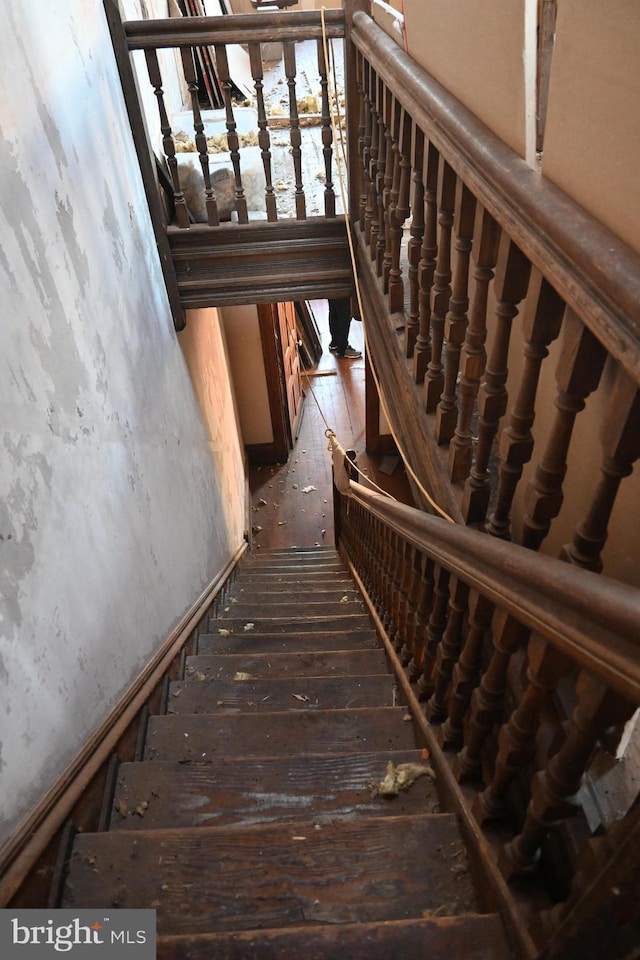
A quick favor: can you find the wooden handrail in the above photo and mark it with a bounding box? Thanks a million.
[351,11,640,385]
[347,479,640,702]
[123,10,345,49]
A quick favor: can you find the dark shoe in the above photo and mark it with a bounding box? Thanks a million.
[328,343,339,353]
[337,345,362,359]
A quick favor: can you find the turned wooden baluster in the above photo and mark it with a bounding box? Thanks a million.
[404,126,425,358]
[215,44,249,223]
[379,523,395,633]
[357,54,372,232]
[379,87,396,281]
[180,48,219,227]
[448,208,501,482]
[389,530,407,650]
[369,517,384,619]
[283,41,306,220]
[396,539,415,660]
[434,182,477,443]
[400,544,423,666]
[440,591,494,749]
[365,68,381,256]
[388,108,412,313]
[408,556,434,683]
[398,538,415,652]
[474,635,571,824]
[453,611,529,782]
[426,577,470,723]
[249,43,277,222]
[374,77,388,272]
[522,311,607,550]
[560,370,640,572]
[382,93,401,291]
[418,565,450,700]
[486,272,565,539]
[317,38,336,218]
[413,141,439,384]
[462,238,531,526]
[499,672,637,880]
[424,161,456,412]
[145,49,190,229]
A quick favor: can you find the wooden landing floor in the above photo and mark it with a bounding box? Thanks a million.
[249,299,413,549]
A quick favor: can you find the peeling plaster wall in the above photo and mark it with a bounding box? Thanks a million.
[0,0,246,845]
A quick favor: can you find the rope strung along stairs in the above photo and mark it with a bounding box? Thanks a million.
[58,547,511,959]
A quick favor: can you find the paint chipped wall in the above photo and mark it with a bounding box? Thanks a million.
[0,0,246,846]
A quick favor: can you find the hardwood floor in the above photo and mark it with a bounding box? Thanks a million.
[249,299,414,549]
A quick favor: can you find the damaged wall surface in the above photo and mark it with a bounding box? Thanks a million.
[0,0,246,847]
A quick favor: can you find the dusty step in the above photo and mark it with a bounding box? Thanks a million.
[249,547,338,556]
[167,675,396,714]
[144,707,419,761]
[242,547,345,569]
[243,561,347,574]
[216,600,367,620]
[225,586,361,601]
[234,570,350,584]
[63,814,476,934]
[196,631,379,656]
[156,915,512,960]
[185,648,388,680]
[109,749,438,831]
[205,615,373,634]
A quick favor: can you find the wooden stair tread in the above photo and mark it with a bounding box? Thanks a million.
[216,600,367,619]
[110,749,438,831]
[185,648,388,679]
[167,675,396,714]
[63,815,477,934]
[205,615,373,633]
[197,631,379,655]
[243,561,348,572]
[144,707,419,761]
[225,587,361,600]
[233,571,351,583]
[156,915,512,960]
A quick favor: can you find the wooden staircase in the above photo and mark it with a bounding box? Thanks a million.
[59,547,512,959]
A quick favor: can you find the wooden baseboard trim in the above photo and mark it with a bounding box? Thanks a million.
[0,541,248,905]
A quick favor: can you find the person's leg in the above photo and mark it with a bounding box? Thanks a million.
[328,297,350,354]
[328,298,361,358]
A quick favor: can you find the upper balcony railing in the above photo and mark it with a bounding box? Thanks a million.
[105,2,354,318]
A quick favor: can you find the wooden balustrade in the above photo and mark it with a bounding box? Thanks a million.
[333,478,640,954]
[121,9,345,231]
[348,9,640,591]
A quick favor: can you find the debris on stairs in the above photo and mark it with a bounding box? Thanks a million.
[58,546,512,959]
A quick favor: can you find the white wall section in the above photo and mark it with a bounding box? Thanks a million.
[0,0,245,845]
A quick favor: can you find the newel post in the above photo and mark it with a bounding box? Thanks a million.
[332,448,357,547]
